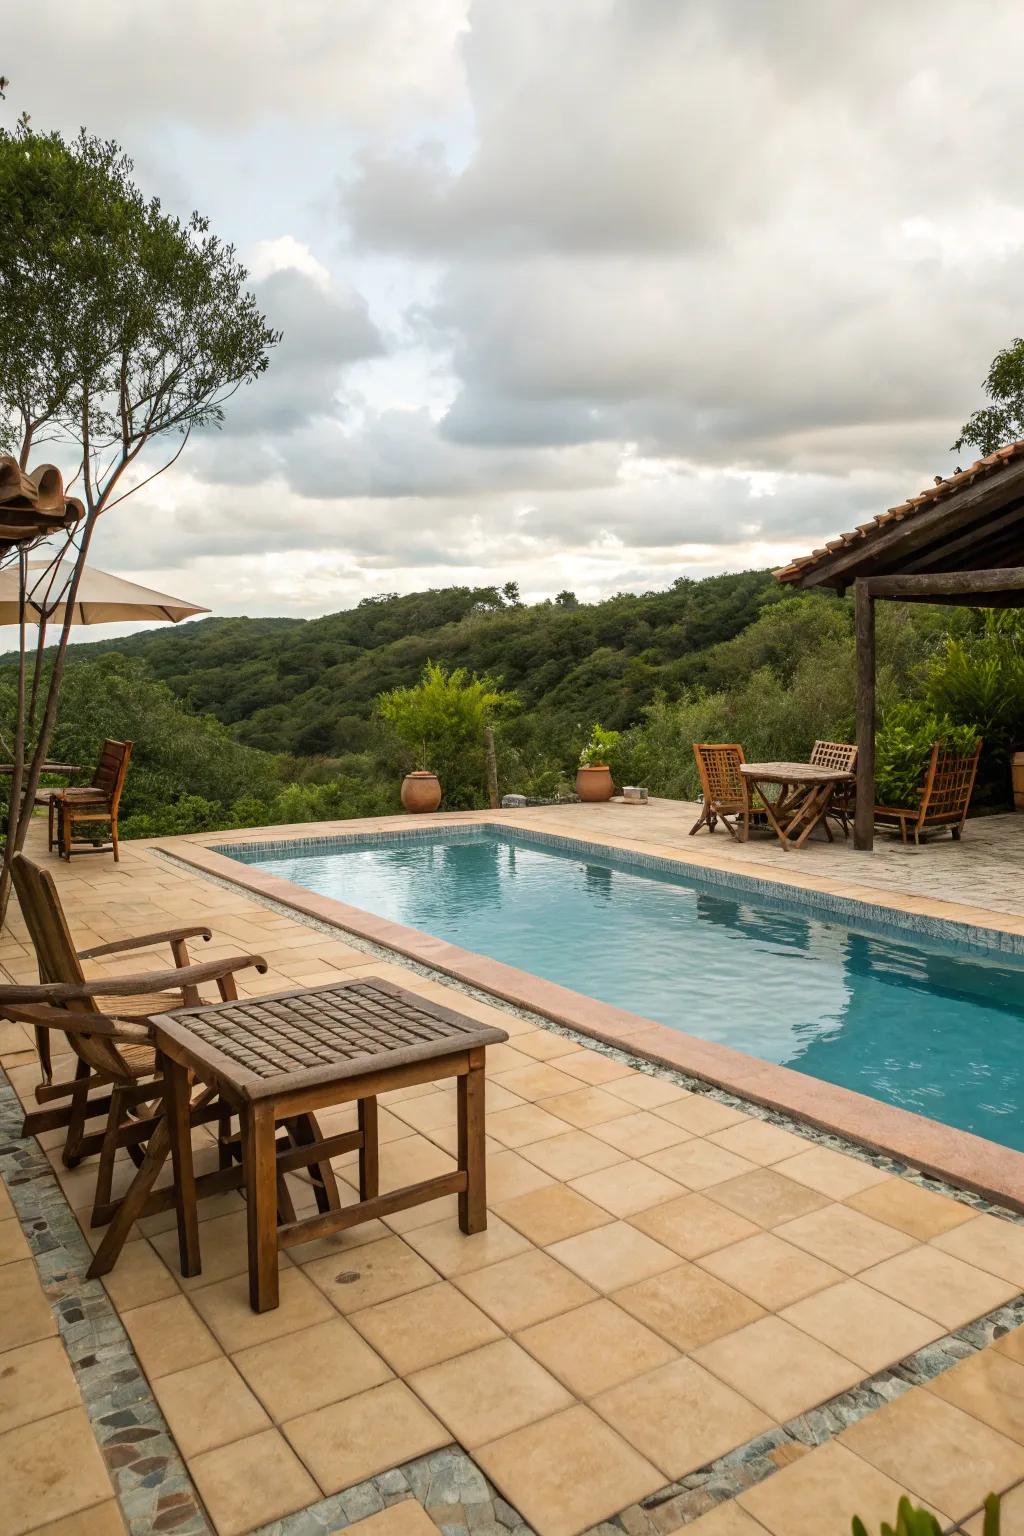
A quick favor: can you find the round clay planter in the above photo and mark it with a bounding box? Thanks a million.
[575,764,614,802]
[401,770,442,813]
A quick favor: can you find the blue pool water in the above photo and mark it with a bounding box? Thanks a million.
[229,830,1024,1151]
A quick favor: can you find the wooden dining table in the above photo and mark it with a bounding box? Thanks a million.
[740,761,855,851]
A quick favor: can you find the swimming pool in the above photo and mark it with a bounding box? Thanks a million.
[225,828,1024,1151]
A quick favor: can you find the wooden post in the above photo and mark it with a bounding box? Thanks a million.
[854,579,875,851]
[483,727,499,809]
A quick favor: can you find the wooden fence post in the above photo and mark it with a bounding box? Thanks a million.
[483,727,499,809]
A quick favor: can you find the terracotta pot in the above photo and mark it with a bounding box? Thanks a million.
[575,764,614,802]
[401,770,442,813]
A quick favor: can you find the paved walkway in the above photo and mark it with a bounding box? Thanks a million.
[2,811,1024,1536]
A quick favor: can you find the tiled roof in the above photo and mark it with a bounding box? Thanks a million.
[775,439,1024,584]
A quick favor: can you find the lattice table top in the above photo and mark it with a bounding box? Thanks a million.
[156,977,508,1098]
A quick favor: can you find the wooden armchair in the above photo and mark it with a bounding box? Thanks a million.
[689,743,763,841]
[38,738,132,861]
[874,739,982,845]
[809,739,858,838]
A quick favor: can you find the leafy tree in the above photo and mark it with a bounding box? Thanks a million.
[954,338,1024,455]
[375,660,518,808]
[501,580,522,607]
[0,122,278,917]
[555,590,578,608]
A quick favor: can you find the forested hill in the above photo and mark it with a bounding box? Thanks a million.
[63,570,792,756]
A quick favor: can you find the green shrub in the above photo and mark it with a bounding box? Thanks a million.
[375,660,517,809]
[852,1491,1000,1536]
[579,724,622,768]
[874,701,980,808]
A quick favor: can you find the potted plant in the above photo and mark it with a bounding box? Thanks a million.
[400,743,442,812]
[576,725,620,802]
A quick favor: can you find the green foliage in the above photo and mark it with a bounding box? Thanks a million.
[375,661,518,809]
[852,1492,1000,1536]
[874,701,980,808]
[926,611,1024,756]
[579,725,621,767]
[954,335,1024,456]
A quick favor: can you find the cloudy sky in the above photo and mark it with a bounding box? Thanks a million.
[5,0,1023,626]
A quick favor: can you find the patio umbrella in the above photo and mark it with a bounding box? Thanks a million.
[0,560,209,626]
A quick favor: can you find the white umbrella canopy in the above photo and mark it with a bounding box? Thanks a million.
[0,560,209,626]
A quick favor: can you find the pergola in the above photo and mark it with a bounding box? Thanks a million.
[775,440,1024,851]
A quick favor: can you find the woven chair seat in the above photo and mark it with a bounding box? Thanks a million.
[91,990,189,1020]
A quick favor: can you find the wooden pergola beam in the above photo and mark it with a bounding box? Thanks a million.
[864,566,1024,600]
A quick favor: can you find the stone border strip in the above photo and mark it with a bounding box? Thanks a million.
[165,832,1024,1211]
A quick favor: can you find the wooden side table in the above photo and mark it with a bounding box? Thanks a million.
[154,977,508,1311]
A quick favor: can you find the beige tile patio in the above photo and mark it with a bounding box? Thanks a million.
[924,1347,1024,1444]
[408,1337,573,1448]
[548,1221,679,1291]
[693,1315,862,1422]
[121,1294,222,1379]
[708,1168,831,1228]
[152,1209,285,1292]
[590,1110,694,1157]
[519,1130,629,1181]
[26,1501,127,1536]
[698,1231,842,1310]
[614,1262,764,1351]
[706,1119,811,1167]
[0,1336,80,1436]
[345,1502,441,1536]
[152,1356,270,1458]
[402,1214,530,1276]
[486,1103,572,1148]
[233,1315,392,1420]
[189,1427,320,1535]
[495,1182,612,1246]
[541,1086,638,1129]
[604,1074,690,1110]
[285,1379,448,1492]
[964,1484,1024,1536]
[569,1160,684,1218]
[350,1280,501,1372]
[684,1502,770,1536]
[518,1298,677,1398]
[931,1213,1024,1287]
[840,1386,1024,1520]
[775,1203,916,1274]
[454,1249,596,1331]
[485,1149,556,1202]
[781,1279,943,1374]
[304,1234,438,1313]
[0,1215,30,1266]
[0,1258,57,1351]
[513,1030,579,1061]
[99,1239,178,1311]
[861,1246,1018,1330]
[192,1266,335,1350]
[628,1191,760,1260]
[643,1140,757,1191]
[491,1063,581,1101]
[0,1405,114,1536]
[774,1147,891,1201]
[593,1357,772,1480]
[378,1137,457,1194]
[476,1404,663,1536]
[996,1324,1024,1365]
[555,1049,636,1085]
[654,1096,749,1135]
[738,1440,924,1536]
[845,1178,977,1241]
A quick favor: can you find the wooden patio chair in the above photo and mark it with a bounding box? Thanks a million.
[874,738,982,845]
[689,743,763,840]
[38,738,133,862]
[809,739,858,838]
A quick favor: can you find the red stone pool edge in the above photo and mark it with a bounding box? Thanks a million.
[168,832,1024,1215]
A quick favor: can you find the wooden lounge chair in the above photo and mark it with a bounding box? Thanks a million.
[689,743,763,840]
[809,739,858,837]
[874,738,982,844]
[38,738,132,862]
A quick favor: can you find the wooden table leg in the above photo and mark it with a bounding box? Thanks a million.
[243,1100,279,1312]
[358,1096,379,1200]
[789,784,833,849]
[164,1055,201,1279]
[457,1051,487,1235]
[750,781,792,850]
[88,1117,171,1279]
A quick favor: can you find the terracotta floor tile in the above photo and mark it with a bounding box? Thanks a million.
[706,1119,810,1167]
[234,1315,392,1420]
[569,1160,684,1218]
[629,1192,760,1260]
[121,1293,221,1379]
[604,1074,690,1110]
[683,1502,770,1536]
[485,1149,556,1202]
[518,1298,677,1398]
[351,1280,501,1372]
[152,1356,270,1457]
[548,1221,679,1291]
[654,1097,748,1135]
[0,1336,79,1435]
[513,1030,579,1062]
[738,1440,924,1536]
[0,1258,57,1351]
[593,1357,772,1480]
[476,1404,663,1536]
[996,1325,1024,1365]
[519,1130,629,1182]
[541,1087,638,1129]
[775,1203,916,1275]
[0,1215,30,1266]
[698,1231,841,1310]
[861,1246,1018,1330]
[925,1347,1024,1444]
[284,1379,448,1493]
[773,1147,891,1201]
[781,1279,943,1374]
[0,1405,114,1536]
[496,1183,613,1246]
[99,1239,178,1311]
[590,1110,694,1157]
[693,1315,861,1422]
[840,1387,1024,1520]
[486,1103,573,1148]
[192,1266,335,1350]
[455,1249,596,1331]
[491,1063,582,1101]
[708,1169,830,1228]
[614,1262,764,1351]
[845,1178,977,1241]
[344,1501,441,1536]
[643,1140,757,1191]
[26,1500,127,1536]
[555,1049,636,1085]
[409,1336,573,1448]
[378,1137,457,1194]
[931,1213,1024,1287]
[402,1214,531,1276]
[189,1426,319,1535]
[304,1234,438,1312]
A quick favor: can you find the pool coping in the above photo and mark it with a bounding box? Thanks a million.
[165,818,1024,1214]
